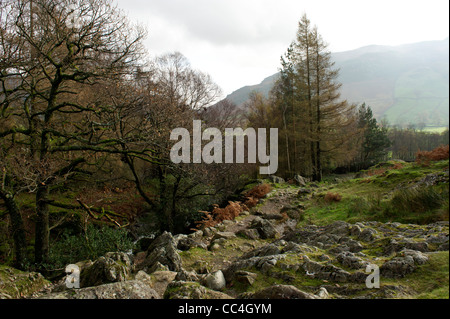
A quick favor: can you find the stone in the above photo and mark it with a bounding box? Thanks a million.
[399,249,429,265]
[316,287,329,299]
[135,270,177,298]
[269,176,285,184]
[40,280,160,299]
[248,284,317,299]
[380,256,416,278]
[0,266,50,299]
[326,221,350,236]
[80,252,132,288]
[213,231,237,240]
[177,237,207,251]
[204,270,226,291]
[293,175,307,186]
[359,228,378,242]
[241,244,281,259]
[136,231,182,273]
[237,229,260,240]
[336,251,369,270]
[164,281,233,299]
[234,271,258,286]
[297,188,312,196]
[250,217,278,239]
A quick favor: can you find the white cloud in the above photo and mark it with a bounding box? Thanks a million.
[116,0,449,97]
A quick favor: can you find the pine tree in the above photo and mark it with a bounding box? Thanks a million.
[357,103,392,167]
[275,14,355,181]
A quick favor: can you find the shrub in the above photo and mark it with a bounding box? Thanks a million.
[324,192,342,203]
[48,224,135,269]
[245,183,272,200]
[416,145,449,166]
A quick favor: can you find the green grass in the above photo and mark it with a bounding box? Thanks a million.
[300,160,449,226]
[382,251,449,299]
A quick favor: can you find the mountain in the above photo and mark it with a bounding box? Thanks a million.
[223,38,449,127]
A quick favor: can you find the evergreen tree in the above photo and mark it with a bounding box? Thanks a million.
[357,103,392,167]
[273,14,355,181]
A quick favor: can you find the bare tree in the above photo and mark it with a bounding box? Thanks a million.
[0,0,146,264]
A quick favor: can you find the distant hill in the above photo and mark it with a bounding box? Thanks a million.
[223,38,449,127]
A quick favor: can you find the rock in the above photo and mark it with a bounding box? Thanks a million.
[241,244,281,259]
[359,228,378,242]
[177,237,207,251]
[269,176,285,184]
[297,188,312,196]
[40,280,160,299]
[250,217,278,239]
[336,252,369,269]
[316,287,329,299]
[223,255,286,282]
[326,221,350,236]
[203,227,218,237]
[380,256,416,278]
[293,175,307,186]
[164,281,233,299]
[134,236,155,252]
[280,206,304,220]
[282,242,314,254]
[246,284,317,299]
[80,252,132,288]
[204,270,226,291]
[234,271,258,286]
[137,231,182,273]
[302,260,351,282]
[237,229,260,240]
[0,266,50,299]
[399,249,429,265]
[135,270,177,298]
[262,213,285,220]
[426,233,449,245]
[213,231,237,240]
[176,269,200,282]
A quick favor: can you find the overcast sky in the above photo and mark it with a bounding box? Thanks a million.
[115,0,449,98]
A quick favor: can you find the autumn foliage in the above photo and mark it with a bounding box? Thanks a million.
[416,145,449,166]
[324,192,342,203]
[195,183,272,230]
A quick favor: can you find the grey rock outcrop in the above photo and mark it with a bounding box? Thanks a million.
[136,231,182,273]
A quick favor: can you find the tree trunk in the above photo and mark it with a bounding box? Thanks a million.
[35,183,49,264]
[0,190,27,269]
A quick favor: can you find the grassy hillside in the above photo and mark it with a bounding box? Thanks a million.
[223,38,449,127]
[299,159,449,226]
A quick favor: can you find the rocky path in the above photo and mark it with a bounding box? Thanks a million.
[1,183,448,299]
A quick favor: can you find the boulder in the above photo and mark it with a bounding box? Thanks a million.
[164,281,233,299]
[293,175,307,187]
[336,251,369,270]
[269,176,285,184]
[213,232,237,240]
[234,271,258,286]
[136,231,182,273]
[0,266,50,299]
[246,284,317,299]
[135,270,177,298]
[40,280,160,299]
[236,229,260,240]
[359,228,378,242]
[380,256,416,278]
[250,217,278,239]
[204,270,226,291]
[80,252,132,288]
